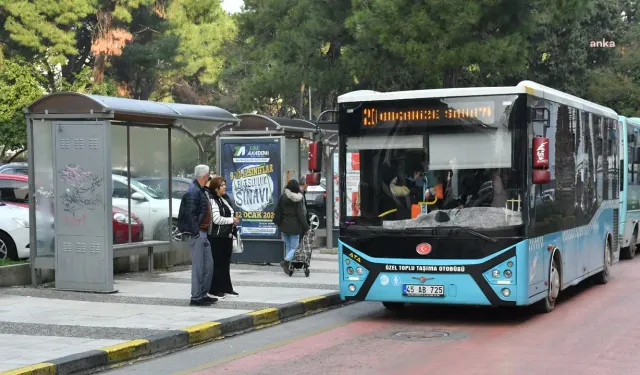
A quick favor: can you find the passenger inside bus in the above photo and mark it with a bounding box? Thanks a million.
[358,146,515,221]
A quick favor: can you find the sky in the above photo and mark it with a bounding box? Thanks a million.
[222,0,244,13]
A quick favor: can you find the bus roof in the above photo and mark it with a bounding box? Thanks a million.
[627,117,640,127]
[337,80,618,119]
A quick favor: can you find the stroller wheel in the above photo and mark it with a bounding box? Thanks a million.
[304,268,310,277]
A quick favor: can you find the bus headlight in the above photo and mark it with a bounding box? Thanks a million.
[347,267,354,275]
[492,270,500,278]
[356,267,364,275]
[345,258,351,265]
[504,270,512,278]
[348,284,356,292]
[501,288,511,297]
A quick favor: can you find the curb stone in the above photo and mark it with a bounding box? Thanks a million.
[1,292,344,375]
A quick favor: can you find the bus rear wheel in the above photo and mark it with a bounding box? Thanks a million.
[621,229,637,260]
[382,302,406,311]
[594,238,612,285]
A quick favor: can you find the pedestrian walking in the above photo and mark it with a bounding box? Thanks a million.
[276,179,311,274]
[205,176,240,298]
[177,164,216,306]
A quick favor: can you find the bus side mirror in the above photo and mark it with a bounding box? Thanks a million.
[305,172,321,185]
[308,141,323,172]
[532,136,550,184]
[532,137,549,168]
[533,170,551,184]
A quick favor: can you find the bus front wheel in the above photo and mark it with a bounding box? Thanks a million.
[534,253,561,314]
[382,302,406,311]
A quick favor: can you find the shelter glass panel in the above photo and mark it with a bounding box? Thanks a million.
[33,120,55,257]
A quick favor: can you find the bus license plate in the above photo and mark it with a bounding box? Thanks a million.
[403,284,444,297]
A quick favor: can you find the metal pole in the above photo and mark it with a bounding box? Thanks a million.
[309,87,312,121]
[26,115,37,286]
[168,127,173,245]
[126,125,132,243]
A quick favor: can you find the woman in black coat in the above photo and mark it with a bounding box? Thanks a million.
[205,176,240,298]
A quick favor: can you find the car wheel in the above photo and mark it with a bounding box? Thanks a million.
[0,232,19,261]
[307,209,321,230]
[153,218,181,242]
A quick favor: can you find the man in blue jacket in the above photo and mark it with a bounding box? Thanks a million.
[177,165,215,306]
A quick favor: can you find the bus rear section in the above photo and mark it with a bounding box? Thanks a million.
[619,116,640,259]
[335,81,620,313]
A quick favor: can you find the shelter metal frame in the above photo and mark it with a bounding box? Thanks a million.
[24,92,239,287]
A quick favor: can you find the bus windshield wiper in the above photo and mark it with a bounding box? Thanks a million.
[344,224,437,237]
[404,225,497,243]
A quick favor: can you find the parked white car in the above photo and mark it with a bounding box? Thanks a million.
[111,175,182,241]
[0,202,30,260]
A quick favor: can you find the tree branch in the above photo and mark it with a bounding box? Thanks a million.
[7,149,25,163]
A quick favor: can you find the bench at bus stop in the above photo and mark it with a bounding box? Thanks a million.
[113,240,175,274]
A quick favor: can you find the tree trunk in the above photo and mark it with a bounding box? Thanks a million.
[300,83,306,119]
[93,53,106,83]
[442,68,461,88]
[92,10,112,83]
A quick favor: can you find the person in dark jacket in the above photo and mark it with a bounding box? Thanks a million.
[176,164,215,306]
[205,176,240,298]
[278,179,311,273]
[299,177,311,228]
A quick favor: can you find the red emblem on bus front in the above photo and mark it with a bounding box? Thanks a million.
[416,243,432,255]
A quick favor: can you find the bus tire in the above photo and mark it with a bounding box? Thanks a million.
[382,302,406,311]
[621,227,637,260]
[594,237,612,285]
[534,251,561,314]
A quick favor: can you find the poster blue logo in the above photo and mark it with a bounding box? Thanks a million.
[221,138,281,238]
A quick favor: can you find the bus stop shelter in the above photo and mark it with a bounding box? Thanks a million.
[24,92,239,292]
[217,113,335,264]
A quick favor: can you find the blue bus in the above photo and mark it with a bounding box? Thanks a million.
[619,116,640,259]
[336,81,620,313]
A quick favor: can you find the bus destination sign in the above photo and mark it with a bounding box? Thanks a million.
[361,102,495,127]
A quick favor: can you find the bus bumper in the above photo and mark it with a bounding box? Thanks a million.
[339,240,529,307]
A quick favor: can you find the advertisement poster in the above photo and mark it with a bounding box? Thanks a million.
[220,138,281,238]
[333,151,361,227]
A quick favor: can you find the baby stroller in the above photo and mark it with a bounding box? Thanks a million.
[287,229,316,277]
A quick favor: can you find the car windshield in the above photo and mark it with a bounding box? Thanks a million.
[129,179,164,199]
[341,95,524,231]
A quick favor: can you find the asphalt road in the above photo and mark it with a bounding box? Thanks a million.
[102,257,640,375]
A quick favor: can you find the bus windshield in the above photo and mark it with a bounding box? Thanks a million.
[341,95,524,232]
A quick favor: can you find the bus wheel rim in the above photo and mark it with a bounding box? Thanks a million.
[605,241,611,276]
[549,260,560,301]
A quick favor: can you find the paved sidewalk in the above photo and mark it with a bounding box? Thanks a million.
[0,251,339,373]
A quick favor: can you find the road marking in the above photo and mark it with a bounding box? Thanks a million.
[169,321,350,375]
